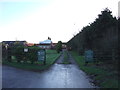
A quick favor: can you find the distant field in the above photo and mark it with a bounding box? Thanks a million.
[3,49,61,71]
[70,51,119,88]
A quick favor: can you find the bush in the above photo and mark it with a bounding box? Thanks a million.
[27,46,41,64]
[11,45,41,64]
[56,41,62,53]
[12,45,24,63]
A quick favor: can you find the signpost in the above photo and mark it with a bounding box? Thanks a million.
[84,50,94,65]
[24,48,28,52]
[24,48,28,62]
[38,49,46,65]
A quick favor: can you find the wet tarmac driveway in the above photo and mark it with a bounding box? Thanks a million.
[2,51,96,88]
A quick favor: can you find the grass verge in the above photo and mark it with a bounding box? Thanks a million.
[62,50,71,64]
[3,50,61,72]
[70,51,119,88]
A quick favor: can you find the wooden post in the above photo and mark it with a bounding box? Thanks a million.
[44,49,46,65]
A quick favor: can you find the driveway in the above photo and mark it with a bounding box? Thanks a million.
[2,50,96,88]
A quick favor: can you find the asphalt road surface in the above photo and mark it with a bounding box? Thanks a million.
[2,50,96,88]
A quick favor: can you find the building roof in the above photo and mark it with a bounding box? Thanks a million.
[2,41,26,44]
[26,43,34,46]
[40,39,52,44]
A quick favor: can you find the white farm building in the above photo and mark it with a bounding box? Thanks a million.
[39,38,52,49]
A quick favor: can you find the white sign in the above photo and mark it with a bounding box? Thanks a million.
[24,48,28,52]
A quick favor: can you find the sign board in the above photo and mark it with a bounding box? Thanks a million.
[24,48,28,52]
[5,44,9,49]
[84,50,94,62]
[38,49,46,61]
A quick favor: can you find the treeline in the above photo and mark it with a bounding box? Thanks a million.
[67,8,118,67]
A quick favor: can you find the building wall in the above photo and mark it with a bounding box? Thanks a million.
[39,45,51,49]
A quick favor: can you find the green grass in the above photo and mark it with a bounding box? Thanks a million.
[3,49,61,71]
[46,49,57,54]
[62,50,71,64]
[70,51,119,88]
[100,79,119,88]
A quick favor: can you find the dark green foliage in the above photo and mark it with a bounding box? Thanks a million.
[2,41,41,64]
[67,8,118,67]
[27,46,41,64]
[12,45,24,63]
[56,41,62,53]
[3,50,61,71]
[2,44,7,60]
[11,45,41,64]
[7,47,12,62]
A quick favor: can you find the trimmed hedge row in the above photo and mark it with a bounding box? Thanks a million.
[9,45,41,64]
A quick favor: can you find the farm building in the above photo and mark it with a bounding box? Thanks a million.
[39,38,52,49]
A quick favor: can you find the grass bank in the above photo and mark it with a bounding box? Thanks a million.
[62,50,71,64]
[70,51,119,88]
[3,49,61,72]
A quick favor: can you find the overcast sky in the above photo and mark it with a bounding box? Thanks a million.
[0,0,119,43]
